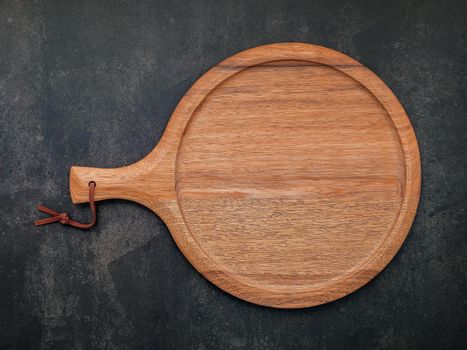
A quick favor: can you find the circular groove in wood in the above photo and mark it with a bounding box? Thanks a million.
[176,60,404,290]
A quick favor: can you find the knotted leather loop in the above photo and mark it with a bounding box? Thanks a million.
[35,181,97,229]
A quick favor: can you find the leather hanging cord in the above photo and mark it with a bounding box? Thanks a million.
[35,181,97,229]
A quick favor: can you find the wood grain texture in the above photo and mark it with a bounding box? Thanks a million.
[69,43,421,308]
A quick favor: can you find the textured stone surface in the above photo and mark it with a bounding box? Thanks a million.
[0,0,466,349]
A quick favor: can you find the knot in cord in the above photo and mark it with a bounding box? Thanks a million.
[35,181,97,230]
[58,212,70,225]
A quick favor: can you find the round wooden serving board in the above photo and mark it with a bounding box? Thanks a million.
[69,43,420,308]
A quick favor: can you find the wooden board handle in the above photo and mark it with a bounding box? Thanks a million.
[69,165,137,204]
[69,157,175,205]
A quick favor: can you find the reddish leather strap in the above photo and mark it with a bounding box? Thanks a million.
[35,181,97,229]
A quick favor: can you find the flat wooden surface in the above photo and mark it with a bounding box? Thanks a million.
[69,43,421,308]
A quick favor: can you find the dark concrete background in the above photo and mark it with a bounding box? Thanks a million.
[1,0,466,349]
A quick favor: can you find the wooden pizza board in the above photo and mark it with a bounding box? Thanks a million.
[69,43,421,308]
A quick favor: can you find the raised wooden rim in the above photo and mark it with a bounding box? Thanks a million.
[160,43,421,308]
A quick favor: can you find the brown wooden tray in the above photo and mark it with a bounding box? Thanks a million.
[69,43,421,308]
